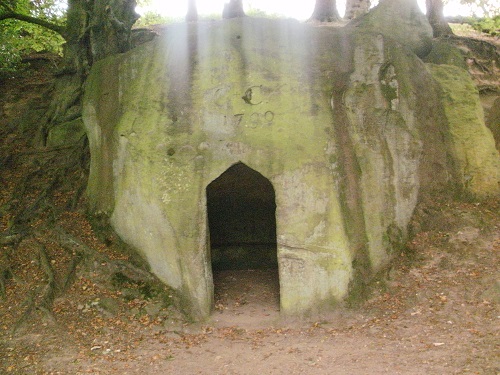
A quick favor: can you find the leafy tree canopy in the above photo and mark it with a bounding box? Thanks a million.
[134,0,176,26]
[1,0,499,77]
[0,0,66,77]
[459,0,499,17]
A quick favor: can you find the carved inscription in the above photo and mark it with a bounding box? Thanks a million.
[223,111,275,128]
[210,85,277,128]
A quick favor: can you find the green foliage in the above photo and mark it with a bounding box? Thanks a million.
[135,0,154,7]
[472,15,500,34]
[245,6,282,19]
[449,14,500,35]
[134,0,183,26]
[0,0,65,78]
[134,11,182,27]
[0,23,25,78]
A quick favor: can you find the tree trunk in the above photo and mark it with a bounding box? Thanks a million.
[64,0,91,75]
[87,0,139,62]
[426,0,453,37]
[222,0,245,19]
[186,0,198,22]
[1,0,137,144]
[42,0,139,145]
[345,0,370,19]
[309,0,341,22]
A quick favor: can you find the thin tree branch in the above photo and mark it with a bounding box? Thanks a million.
[0,11,66,38]
[0,3,14,13]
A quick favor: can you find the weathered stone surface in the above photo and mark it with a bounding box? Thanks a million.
[46,118,85,147]
[83,18,499,319]
[428,64,500,198]
[424,39,467,69]
[423,35,500,153]
[347,0,433,58]
[342,31,428,271]
[486,97,500,150]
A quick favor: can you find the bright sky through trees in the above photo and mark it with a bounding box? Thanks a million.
[136,0,480,20]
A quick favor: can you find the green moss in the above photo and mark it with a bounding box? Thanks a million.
[348,0,433,58]
[383,223,405,256]
[428,64,500,197]
[379,63,398,107]
[46,118,86,147]
[423,40,467,69]
[317,256,350,272]
[281,291,340,317]
[84,18,475,320]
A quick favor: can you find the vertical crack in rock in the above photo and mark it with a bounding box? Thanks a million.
[329,76,372,290]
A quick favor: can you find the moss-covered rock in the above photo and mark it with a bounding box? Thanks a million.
[485,97,500,150]
[46,118,86,147]
[424,39,468,69]
[428,64,500,198]
[347,0,433,58]
[83,18,499,320]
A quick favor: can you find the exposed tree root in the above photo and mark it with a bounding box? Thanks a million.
[1,130,91,329]
[0,234,21,246]
[53,226,156,285]
[37,242,58,310]
[13,290,37,333]
[61,252,83,292]
[0,250,12,299]
[10,223,166,331]
[0,242,16,300]
[11,240,58,332]
[1,120,173,332]
[4,137,89,236]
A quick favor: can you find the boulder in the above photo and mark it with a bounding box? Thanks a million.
[428,64,500,198]
[347,0,433,58]
[83,18,498,319]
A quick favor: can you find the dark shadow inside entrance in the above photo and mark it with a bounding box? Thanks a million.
[206,162,279,315]
[207,163,278,271]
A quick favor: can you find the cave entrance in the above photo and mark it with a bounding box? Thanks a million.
[206,162,279,314]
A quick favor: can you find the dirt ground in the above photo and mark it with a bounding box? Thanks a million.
[0,198,498,375]
[1,34,499,375]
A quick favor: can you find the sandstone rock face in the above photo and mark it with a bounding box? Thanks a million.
[347,0,433,58]
[424,36,500,151]
[428,64,500,197]
[83,18,499,319]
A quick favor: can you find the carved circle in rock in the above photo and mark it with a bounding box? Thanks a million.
[241,85,263,105]
[264,111,274,122]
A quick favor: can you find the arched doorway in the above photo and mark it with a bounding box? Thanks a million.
[206,162,279,316]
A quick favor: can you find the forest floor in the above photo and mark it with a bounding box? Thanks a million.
[0,29,499,375]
